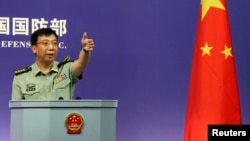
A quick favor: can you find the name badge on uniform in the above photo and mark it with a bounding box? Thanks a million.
[26,83,36,92]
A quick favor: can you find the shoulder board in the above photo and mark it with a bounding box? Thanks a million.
[15,67,32,76]
[57,56,74,67]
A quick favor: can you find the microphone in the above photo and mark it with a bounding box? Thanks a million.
[75,96,81,100]
[58,97,64,100]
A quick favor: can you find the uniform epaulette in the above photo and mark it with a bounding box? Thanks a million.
[14,67,32,76]
[57,56,74,68]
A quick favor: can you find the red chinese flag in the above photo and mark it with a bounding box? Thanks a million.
[184,0,242,140]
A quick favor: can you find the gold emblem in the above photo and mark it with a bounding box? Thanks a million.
[65,112,84,134]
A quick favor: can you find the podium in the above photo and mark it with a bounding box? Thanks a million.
[9,100,118,141]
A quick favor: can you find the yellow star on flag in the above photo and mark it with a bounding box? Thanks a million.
[200,42,213,56]
[221,45,233,59]
[201,0,225,20]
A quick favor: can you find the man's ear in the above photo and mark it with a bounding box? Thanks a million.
[31,45,36,54]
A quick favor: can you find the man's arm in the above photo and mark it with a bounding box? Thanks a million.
[72,32,95,77]
[12,77,22,100]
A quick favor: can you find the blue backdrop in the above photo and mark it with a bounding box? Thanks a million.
[1,0,250,141]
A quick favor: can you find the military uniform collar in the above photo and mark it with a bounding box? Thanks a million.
[32,61,59,76]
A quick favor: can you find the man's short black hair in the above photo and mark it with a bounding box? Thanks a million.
[31,28,58,45]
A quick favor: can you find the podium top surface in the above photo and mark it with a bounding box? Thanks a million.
[9,99,118,108]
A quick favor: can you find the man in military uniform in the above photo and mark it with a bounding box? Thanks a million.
[11,28,94,100]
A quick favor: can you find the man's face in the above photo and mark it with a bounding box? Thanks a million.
[32,34,58,63]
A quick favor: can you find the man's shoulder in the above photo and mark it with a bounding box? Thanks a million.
[57,56,74,68]
[14,66,32,76]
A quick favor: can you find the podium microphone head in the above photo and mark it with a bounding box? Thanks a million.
[75,96,81,100]
[58,97,64,100]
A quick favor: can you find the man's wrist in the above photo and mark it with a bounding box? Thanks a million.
[82,48,89,53]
